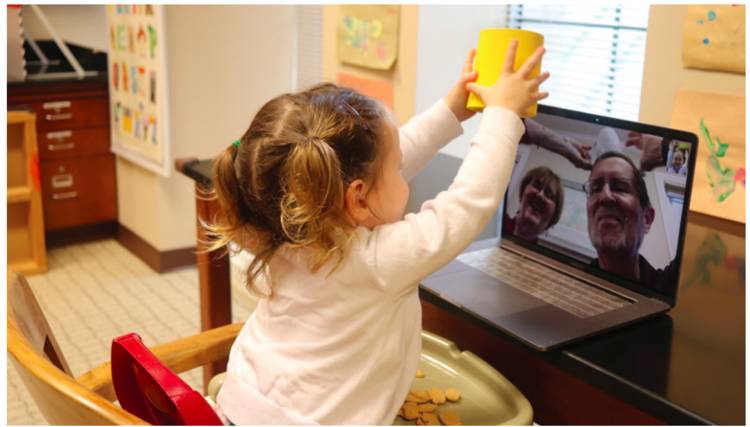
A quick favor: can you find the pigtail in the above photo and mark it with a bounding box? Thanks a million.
[280,136,349,272]
[205,143,277,297]
[204,144,242,252]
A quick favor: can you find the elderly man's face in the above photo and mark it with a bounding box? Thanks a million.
[672,151,684,170]
[586,157,654,258]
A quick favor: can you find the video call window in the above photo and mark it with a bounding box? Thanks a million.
[504,111,691,299]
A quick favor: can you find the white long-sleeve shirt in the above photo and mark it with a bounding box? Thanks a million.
[216,100,524,425]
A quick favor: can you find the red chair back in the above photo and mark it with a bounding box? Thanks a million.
[111,333,223,425]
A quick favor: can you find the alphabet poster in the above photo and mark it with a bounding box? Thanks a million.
[106,4,171,176]
[670,89,745,223]
[337,5,400,70]
[682,5,745,74]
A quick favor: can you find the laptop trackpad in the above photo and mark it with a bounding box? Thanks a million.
[423,267,545,318]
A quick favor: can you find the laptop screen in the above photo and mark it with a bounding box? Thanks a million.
[502,105,698,304]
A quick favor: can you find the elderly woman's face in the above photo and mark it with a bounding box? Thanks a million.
[517,179,558,239]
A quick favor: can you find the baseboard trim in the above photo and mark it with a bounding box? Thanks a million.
[46,221,119,249]
[116,224,196,273]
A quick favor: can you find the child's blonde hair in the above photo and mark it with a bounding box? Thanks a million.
[207,83,386,296]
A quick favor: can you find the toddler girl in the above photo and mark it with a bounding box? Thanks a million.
[211,41,548,424]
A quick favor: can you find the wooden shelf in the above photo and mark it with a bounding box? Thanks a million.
[7,112,47,275]
[8,186,32,203]
[8,259,48,276]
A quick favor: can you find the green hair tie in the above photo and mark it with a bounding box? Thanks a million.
[232,139,241,148]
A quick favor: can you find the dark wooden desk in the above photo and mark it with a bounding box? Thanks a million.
[175,158,231,388]
[177,158,744,424]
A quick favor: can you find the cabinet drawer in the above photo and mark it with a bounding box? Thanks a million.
[38,127,111,160]
[40,155,117,230]
[29,97,109,131]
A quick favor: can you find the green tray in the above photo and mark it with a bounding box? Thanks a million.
[207,331,532,425]
[393,331,532,425]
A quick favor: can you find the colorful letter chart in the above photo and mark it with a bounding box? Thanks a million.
[107,4,170,176]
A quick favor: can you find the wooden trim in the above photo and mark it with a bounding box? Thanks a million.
[160,246,198,272]
[8,78,108,101]
[115,224,196,273]
[686,210,744,237]
[45,221,118,249]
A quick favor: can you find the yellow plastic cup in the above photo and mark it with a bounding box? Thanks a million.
[467,28,544,117]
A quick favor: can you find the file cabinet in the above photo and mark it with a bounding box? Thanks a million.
[9,79,117,231]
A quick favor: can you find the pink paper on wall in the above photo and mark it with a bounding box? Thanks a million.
[336,72,394,110]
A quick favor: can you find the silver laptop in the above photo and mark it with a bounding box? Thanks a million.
[422,104,698,350]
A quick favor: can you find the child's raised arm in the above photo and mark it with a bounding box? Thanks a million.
[398,49,479,182]
[361,41,549,294]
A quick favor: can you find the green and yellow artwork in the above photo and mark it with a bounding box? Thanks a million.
[670,89,745,223]
[700,118,745,203]
[337,5,400,70]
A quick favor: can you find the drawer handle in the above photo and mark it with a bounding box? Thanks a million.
[43,100,72,110]
[46,130,73,140]
[48,142,75,151]
[45,113,73,121]
[51,173,73,189]
[52,191,78,200]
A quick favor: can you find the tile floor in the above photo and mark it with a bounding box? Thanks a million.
[8,238,256,425]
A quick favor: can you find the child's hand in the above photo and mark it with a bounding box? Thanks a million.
[443,48,478,122]
[466,40,550,117]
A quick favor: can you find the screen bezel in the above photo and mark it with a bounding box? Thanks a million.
[501,104,699,306]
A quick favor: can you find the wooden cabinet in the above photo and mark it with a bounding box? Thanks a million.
[8,79,117,231]
[40,156,117,230]
[7,111,47,274]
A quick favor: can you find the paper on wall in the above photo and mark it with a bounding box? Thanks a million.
[670,88,745,223]
[682,5,745,74]
[337,5,400,70]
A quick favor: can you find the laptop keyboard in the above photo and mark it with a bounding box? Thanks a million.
[457,247,631,318]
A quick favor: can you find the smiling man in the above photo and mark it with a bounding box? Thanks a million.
[584,152,677,292]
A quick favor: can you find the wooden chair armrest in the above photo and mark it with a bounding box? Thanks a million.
[77,322,243,401]
[9,321,148,425]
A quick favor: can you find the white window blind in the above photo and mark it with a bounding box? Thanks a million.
[508,5,649,120]
[296,5,323,91]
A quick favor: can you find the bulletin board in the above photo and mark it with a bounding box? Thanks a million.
[106,4,171,177]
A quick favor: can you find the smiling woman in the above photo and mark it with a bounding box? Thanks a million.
[503,166,564,242]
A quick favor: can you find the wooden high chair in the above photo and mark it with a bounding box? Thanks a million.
[7,271,242,425]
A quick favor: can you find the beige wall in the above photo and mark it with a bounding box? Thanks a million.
[36,5,737,251]
[116,5,297,250]
[322,5,418,124]
[22,5,108,52]
[640,5,745,126]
